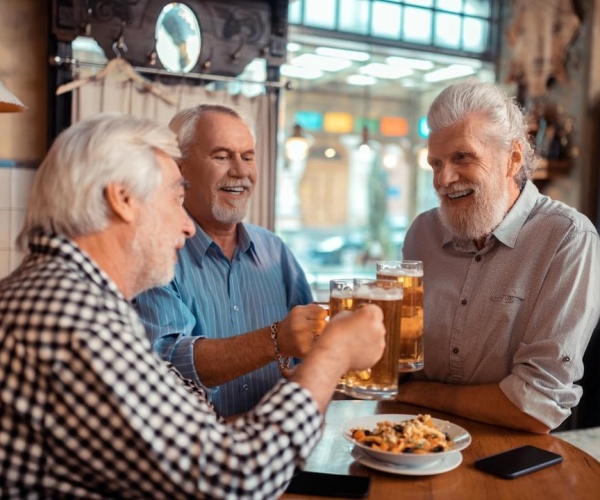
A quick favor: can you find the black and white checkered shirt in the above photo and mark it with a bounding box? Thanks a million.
[0,233,323,498]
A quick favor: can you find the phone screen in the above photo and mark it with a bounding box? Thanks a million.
[475,445,562,479]
[285,471,371,498]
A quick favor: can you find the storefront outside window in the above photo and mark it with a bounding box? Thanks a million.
[276,0,499,299]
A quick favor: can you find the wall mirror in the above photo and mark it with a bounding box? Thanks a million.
[155,2,201,73]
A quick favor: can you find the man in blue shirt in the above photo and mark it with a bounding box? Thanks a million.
[134,104,326,416]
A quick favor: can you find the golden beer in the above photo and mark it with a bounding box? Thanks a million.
[376,261,424,371]
[344,280,403,400]
[329,292,353,318]
[329,279,355,392]
[329,279,354,318]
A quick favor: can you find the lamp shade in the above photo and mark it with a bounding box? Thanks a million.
[0,79,27,112]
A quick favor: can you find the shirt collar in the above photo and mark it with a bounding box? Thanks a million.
[440,180,539,251]
[26,231,125,301]
[187,219,260,266]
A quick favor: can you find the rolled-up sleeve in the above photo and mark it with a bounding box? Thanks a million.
[500,227,600,428]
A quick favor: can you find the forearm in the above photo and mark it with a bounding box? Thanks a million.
[290,343,347,414]
[397,381,550,434]
[193,327,275,386]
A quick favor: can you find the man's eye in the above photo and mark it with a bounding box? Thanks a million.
[243,156,255,162]
[215,155,228,161]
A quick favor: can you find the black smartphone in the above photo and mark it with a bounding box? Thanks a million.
[285,471,371,498]
[474,445,563,479]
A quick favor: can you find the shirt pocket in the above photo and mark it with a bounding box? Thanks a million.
[481,286,527,338]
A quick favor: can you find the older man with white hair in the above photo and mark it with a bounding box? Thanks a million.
[398,80,600,434]
[0,113,386,498]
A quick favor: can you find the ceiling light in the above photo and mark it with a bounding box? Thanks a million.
[385,56,434,70]
[315,47,370,61]
[346,74,377,86]
[290,53,353,72]
[423,65,476,82]
[280,64,323,80]
[285,124,310,161]
[287,42,302,52]
[0,79,27,113]
[359,63,413,79]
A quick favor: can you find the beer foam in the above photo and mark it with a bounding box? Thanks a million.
[354,285,403,300]
[379,269,423,277]
[331,289,354,299]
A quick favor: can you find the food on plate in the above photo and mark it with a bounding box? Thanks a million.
[350,414,452,454]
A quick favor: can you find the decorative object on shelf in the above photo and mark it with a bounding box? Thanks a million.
[0,79,27,113]
[505,0,582,98]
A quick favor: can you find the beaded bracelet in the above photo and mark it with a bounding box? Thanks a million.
[270,321,292,377]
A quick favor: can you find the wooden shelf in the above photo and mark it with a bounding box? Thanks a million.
[532,158,572,181]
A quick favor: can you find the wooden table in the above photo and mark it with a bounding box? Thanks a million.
[282,400,600,500]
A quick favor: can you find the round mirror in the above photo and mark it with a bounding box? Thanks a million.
[155,3,201,73]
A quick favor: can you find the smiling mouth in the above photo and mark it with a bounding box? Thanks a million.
[447,189,474,200]
[220,186,246,195]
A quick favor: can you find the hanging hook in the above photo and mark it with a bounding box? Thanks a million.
[112,21,128,58]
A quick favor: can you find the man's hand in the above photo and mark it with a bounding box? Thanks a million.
[290,304,386,414]
[318,305,386,372]
[277,304,328,357]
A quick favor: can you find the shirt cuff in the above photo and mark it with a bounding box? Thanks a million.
[499,374,574,429]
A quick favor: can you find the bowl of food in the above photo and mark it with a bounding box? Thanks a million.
[342,414,471,467]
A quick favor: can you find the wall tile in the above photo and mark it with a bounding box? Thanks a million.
[0,168,10,209]
[0,250,10,279]
[9,209,25,248]
[10,168,35,209]
[0,210,10,248]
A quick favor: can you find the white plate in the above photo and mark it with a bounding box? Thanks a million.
[351,447,463,476]
[342,414,471,467]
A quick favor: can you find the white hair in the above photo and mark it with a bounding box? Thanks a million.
[427,79,538,187]
[169,103,255,159]
[17,113,180,250]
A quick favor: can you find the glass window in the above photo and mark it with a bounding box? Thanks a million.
[404,7,432,45]
[405,0,434,6]
[372,2,402,39]
[305,0,337,29]
[288,0,303,24]
[463,17,488,52]
[436,0,463,13]
[339,0,371,34]
[434,13,461,49]
[465,0,491,16]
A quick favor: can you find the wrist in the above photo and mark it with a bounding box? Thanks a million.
[270,321,292,377]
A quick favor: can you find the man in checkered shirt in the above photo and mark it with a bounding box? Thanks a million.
[0,113,386,498]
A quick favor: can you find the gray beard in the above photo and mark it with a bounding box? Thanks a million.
[437,183,509,241]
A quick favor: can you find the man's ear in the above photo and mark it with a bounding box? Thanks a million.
[104,183,137,223]
[507,141,523,178]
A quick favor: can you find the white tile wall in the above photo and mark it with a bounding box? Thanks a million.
[0,169,10,209]
[0,167,36,279]
[0,210,10,248]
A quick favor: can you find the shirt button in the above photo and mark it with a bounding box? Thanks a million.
[461,299,468,305]
[453,347,460,354]
[233,305,239,311]
[475,255,482,262]
[242,384,249,391]
[562,356,571,363]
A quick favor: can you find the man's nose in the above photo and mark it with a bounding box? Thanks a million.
[182,213,195,238]
[436,164,459,188]
[229,156,251,177]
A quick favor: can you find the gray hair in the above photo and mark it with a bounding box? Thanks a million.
[17,113,180,250]
[427,80,538,187]
[169,103,255,159]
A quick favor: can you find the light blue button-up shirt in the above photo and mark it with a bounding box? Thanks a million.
[134,221,313,416]
[403,181,600,429]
